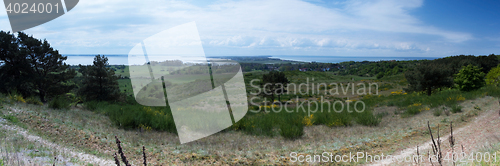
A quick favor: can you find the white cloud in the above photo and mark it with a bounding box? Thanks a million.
[0,0,475,56]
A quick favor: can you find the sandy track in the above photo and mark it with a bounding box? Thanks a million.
[1,107,115,166]
[370,97,500,166]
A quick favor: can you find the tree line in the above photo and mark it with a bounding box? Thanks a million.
[405,54,499,96]
[0,31,120,103]
[239,60,426,78]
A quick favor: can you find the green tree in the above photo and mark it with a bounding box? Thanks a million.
[485,65,500,86]
[0,31,76,102]
[405,62,453,96]
[260,71,290,102]
[78,55,120,101]
[454,64,485,91]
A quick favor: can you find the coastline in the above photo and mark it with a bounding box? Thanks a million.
[64,54,440,65]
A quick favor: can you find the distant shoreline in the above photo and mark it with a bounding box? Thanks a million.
[64,54,439,65]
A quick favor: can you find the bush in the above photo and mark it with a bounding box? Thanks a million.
[485,65,500,86]
[48,96,71,110]
[451,105,463,113]
[8,91,25,103]
[405,61,453,96]
[454,64,485,92]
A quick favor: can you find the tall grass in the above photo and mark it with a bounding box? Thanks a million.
[48,96,71,110]
[78,84,500,139]
[83,101,108,112]
[451,105,463,113]
[84,96,381,139]
[232,101,380,139]
[85,102,177,134]
[0,93,4,109]
[362,85,500,117]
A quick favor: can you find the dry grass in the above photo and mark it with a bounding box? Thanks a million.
[0,122,86,165]
[0,96,497,165]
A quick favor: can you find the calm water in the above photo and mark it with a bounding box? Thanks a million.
[65,54,439,65]
[65,55,129,65]
[269,55,438,63]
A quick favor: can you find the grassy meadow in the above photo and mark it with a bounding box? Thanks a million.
[2,59,500,165]
[83,65,500,142]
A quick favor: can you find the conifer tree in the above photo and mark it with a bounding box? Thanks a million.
[78,55,120,101]
[260,71,290,102]
[405,61,453,96]
[0,31,76,102]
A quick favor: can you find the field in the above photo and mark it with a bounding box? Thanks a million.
[1,86,499,165]
[1,63,500,165]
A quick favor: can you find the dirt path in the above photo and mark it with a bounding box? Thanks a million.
[0,107,115,166]
[370,97,500,166]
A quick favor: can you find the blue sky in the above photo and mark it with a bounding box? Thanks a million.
[0,0,498,57]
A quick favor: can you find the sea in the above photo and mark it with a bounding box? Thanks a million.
[64,54,439,65]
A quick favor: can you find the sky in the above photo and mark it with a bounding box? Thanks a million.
[0,0,499,57]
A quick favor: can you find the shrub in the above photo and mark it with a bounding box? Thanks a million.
[451,105,463,113]
[48,96,71,110]
[405,61,453,96]
[8,91,26,103]
[454,64,485,92]
[485,65,500,86]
